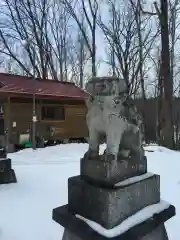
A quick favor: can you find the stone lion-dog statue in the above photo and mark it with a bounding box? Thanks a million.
[84,76,144,162]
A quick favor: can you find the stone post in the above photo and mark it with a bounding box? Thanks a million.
[52,77,175,239]
[0,147,17,184]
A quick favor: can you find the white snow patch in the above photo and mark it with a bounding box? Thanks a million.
[115,172,154,187]
[0,143,179,239]
[143,144,177,154]
[76,201,170,238]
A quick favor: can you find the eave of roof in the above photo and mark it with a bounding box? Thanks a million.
[0,73,89,100]
[0,91,88,101]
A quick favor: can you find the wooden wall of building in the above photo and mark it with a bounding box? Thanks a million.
[3,98,88,145]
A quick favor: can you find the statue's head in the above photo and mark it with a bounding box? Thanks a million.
[86,76,127,97]
[85,77,128,108]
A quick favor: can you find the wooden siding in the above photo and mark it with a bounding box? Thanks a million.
[3,99,88,144]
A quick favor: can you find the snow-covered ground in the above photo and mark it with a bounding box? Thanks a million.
[0,143,179,240]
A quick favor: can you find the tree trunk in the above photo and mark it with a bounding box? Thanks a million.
[157,55,163,144]
[92,17,96,77]
[159,0,174,149]
[79,35,84,88]
[136,0,148,142]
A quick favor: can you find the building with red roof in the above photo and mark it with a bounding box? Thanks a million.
[0,73,89,152]
[0,72,88,100]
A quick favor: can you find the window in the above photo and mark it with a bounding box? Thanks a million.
[41,106,65,121]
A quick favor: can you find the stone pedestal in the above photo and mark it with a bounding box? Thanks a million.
[80,156,147,187]
[53,204,175,240]
[52,155,175,239]
[61,226,169,240]
[62,226,169,240]
[0,149,17,184]
[68,174,160,229]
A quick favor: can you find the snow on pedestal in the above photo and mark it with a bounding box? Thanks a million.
[76,201,170,238]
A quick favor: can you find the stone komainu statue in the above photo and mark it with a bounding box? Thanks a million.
[84,76,144,162]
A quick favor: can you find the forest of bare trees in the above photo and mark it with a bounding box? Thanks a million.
[0,0,180,149]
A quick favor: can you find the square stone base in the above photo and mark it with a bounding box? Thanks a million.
[62,225,168,240]
[80,156,147,187]
[68,174,160,229]
[0,158,17,184]
[141,225,168,239]
[0,169,17,184]
[0,158,12,171]
[52,204,175,240]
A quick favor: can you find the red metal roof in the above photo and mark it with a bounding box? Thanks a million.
[0,73,89,100]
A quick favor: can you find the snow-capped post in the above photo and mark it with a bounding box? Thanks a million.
[0,103,17,184]
[0,146,17,184]
[52,77,175,239]
[21,38,37,150]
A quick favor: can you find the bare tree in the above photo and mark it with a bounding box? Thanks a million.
[47,1,72,80]
[67,24,90,87]
[79,16,85,88]
[0,0,76,80]
[157,0,174,148]
[106,0,116,75]
[169,0,180,93]
[130,0,148,141]
[74,12,89,88]
[62,0,98,77]
[168,0,180,144]
[98,0,157,97]
[0,0,49,77]
[140,0,174,148]
[145,0,174,148]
